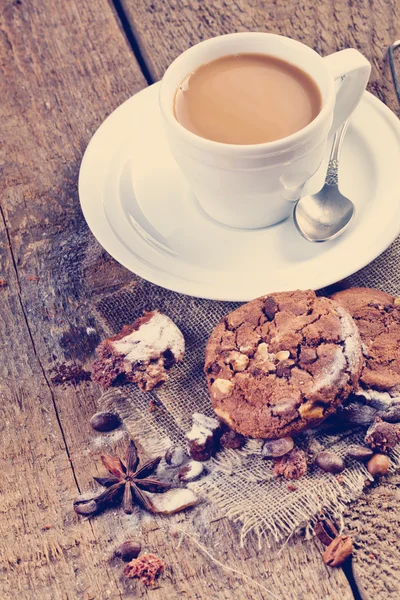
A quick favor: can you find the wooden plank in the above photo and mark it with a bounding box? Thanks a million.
[0,1,147,598]
[122,0,399,111]
[0,0,352,599]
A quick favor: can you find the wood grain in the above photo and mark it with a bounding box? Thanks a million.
[0,0,353,598]
[0,0,396,597]
[122,0,400,113]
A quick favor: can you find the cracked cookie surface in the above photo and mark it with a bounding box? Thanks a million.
[205,290,363,439]
[331,287,400,403]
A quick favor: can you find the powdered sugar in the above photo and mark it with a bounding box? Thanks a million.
[336,305,362,372]
[112,312,185,364]
[193,412,220,431]
[312,347,346,392]
[178,461,205,482]
[311,307,362,393]
[187,413,219,444]
[356,388,400,409]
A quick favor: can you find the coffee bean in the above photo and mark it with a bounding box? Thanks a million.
[323,535,353,567]
[367,453,389,477]
[346,445,373,462]
[262,437,294,458]
[165,445,186,468]
[314,519,339,546]
[220,429,245,449]
[315,451,345,474]
[115,540,141,562]
[90,412,122,432]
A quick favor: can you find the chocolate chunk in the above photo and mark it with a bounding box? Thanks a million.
[220,429,245,449]
[299,348,318,364]
[263,296,278,321]
[276,363,292,378]
[273,447,307,480]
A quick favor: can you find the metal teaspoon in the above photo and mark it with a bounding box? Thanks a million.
[293,120,355,242]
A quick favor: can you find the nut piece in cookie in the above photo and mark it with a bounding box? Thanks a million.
[92,311,185,391]
[205,290,363,439]
[186,413,222,461]
[273,447,307,480]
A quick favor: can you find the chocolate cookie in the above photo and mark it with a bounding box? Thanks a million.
[205,290,363,439]
[331,287,400,407]
[92,311,185,391]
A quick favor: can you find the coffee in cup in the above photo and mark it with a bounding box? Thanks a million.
[174,53,322,145]
[160,33,370,228]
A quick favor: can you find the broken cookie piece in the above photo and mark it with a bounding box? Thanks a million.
[364,418,400,453]
[273,447,307,480]
[123,553,165,586]
[186,412,221,461]
[91,311,185,391]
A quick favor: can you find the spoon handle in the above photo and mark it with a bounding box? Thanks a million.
[325,120,350,186]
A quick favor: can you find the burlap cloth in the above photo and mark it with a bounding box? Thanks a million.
[93,234,400,545]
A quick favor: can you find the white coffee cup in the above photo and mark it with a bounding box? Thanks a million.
[159,33,370,229]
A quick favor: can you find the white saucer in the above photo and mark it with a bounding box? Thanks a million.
[79,84,400,302]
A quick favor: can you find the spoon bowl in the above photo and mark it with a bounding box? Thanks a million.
[293,185,355,242]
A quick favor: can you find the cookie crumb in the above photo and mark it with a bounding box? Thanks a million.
[365,418,400,453]
[148,399,158,413]
[273,447,307,480]
[123,553,165,586]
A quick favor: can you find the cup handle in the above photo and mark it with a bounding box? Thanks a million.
[323,49,371,134]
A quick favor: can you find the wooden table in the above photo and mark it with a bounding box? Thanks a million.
[1,1,399,598]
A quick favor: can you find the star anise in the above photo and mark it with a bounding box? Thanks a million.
[74,440,171,516]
